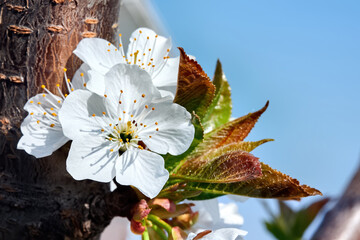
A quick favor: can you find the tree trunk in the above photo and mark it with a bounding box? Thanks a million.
[0,1,139,239]
[312,162,360,240]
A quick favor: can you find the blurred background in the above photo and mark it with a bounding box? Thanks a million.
[105,0,360,239]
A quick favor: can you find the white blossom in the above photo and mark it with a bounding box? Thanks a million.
[73,28,179,98]
[17,65,90,158]
[187,228,246,240]
[58,63,194,198]
[186,199,246,240]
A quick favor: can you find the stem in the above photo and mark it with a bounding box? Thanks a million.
[142,226,150,240]
[151,224,168,240]
[147,214,172,235]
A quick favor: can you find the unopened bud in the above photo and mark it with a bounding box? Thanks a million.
[132,199,151,222]
[130,219,145,235]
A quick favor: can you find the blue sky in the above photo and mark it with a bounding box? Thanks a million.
[152,1,360,239]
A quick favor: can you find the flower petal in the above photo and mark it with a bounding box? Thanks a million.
[87,69,106,96]
[127,28,171,70]
[59,89,110,141]
[139,98,194,155]
[66,138,116,182]
[187,228,247,240]
[71,63,91,90]
[18,93,68,158]
[152,56,179,98]
[115,149,169,199]
[17,115,69,158]
[103,64,162,117]
[73,38,124,75]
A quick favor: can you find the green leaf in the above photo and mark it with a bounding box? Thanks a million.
[202,60,232,132]
[164,113,204,173]
[171,142,264,183]
[174,48,215,120]
[183,162,322,199]
[263,198,328,240]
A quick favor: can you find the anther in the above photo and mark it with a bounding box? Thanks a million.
[118,117,122,121]
[123,111,126,114]
[167,49,170,52]
[155,122,158,125]
[156,128,159,131]
[109,123,112,126]
[30,112,34,115]
[37,120,40,124]
[37,102,41,105]
[145,105,148,109]
[43,112,47,115]
[144,125,147,127]
[139,30,142,33]
[30,101,34,103]
[119,101,122,104]
[102,112,106,115]
[110,149,113,152]
[65,94,68,97]
[63,68,67,72]
[80,73,84,77]
[147,36,149,40]
[58,100,61,103]
[56,84,60,87]
[52,113,57,116]
[50,124,55,127]
[42,94,46,97]
[104,94,107,97]
[142,94,145,98]
[119,44,122,47]
[149,136,152,138]
[120,90,123,93]
[134,100,137,103]
[71,88,74,91]
[134,38,136,41]
[41,85,45,89]
[131,115,134,118]
[107,49,110,52]
[108,43,111,46]
[119,33,122,37]
[50,108,54,110]
[92,114,96,117]
[67,79,70,83]
[83,83,87,87]
[152,107,155,110]
[101,129,104,132]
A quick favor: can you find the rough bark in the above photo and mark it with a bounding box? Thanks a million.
[0,0,139,239]
[312,162,360,240]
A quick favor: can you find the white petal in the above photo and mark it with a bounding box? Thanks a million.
[66,138,116,182]
[87,70,106,96]
[115,149,169,199]
[139,98,194,155]
[18,93,68,158]
[219,203,244,227]
[71,63,91,90]
[152,56,179,98]
[59,90,110,141]
[127,28,171,69]
[187,228,247,240]
[73,38,124,75]
[103,64,162,117]
[17,115,69,158]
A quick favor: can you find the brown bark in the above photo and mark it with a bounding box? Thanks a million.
[0,0,139,239]
[312,162,360,240]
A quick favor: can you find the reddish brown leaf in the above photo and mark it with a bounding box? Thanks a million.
[174,48,215,119]
[203,101,269,150]
[172,143,262,183]
[185,163,322,200]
